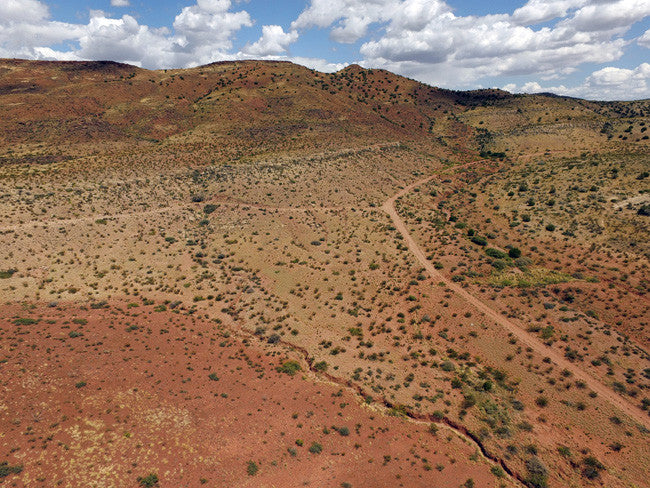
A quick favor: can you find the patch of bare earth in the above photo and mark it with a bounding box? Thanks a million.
[0,301,508,488]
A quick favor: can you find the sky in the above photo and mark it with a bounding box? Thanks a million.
[1,0,649,100]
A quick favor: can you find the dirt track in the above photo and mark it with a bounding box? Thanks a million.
[382,173,650,430]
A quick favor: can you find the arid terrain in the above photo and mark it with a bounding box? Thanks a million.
[0,59,648,488]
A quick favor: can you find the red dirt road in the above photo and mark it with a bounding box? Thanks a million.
[382,172,650,430]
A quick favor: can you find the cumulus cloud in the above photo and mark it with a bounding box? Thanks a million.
[75,14,172,67]
[0,0,254,68]
[110,0,130,6]
[511,0,587,26]
[504,63,650,99]
[0,1,84,60]
[638,28,650,47]
[292,0,450,43]
[285,0,641,91]
[561,0,650,34]
[0,0,49,23]
[355,0,646,85]
[242,25,298,56]
[289,0,650,97]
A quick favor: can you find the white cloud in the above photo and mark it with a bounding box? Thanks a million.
[0,0,254,69]
[242,25,298,56]
[0,0,83,60]
[0,0,49,23]
[638,28,650,47]
[561,0,650,34]
[511,0,587,26]
[110,0,130,7]
[344,0,646,88]
[292,0,444,43]
[521,81,543,92]
[277,56,346,72]
[75,14,172,67]
[505,62,650,99]
[173,0,252,52]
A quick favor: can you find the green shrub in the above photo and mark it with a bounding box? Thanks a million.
[137,473,159,487]
[440,361,455,372]
[525,457,548,488]
[203,204,217,214]
[277,360,302,376]
[309,442,323,454]
[0,462,23,478]
[13,318,37,326]
[508,247,522,258]
[246,461,258,476]
[491,259,508,270]
[491,465,505,477]
[0,269,17,279]
[515,257,532,269]
[485,248,507,259]
[314,361,328,372]
[470,235,487,246]
[581,457,604,480]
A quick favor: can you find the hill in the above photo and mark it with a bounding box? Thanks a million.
[0,59,648,488]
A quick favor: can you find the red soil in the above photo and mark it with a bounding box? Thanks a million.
[0,301,508,488]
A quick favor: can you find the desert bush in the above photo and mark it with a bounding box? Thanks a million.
[314,361,328,372]
[203,204,217,214]
[137,473,159,487]
[309,442,323,454]
[277,360,302,376]
[491,259,508,270]
[440,360,455,372]
[491,465,505,477]
[13,318,37,325]
[581,456,604,480]
[485,248,507,259]
[508,247,522,258]
[246,461,258,476]
[0,462,23,478]
[471,235,488,246]
[525,457,548,488]
[0,269,17,279]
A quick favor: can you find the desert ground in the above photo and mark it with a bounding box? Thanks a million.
[0,59,648,487]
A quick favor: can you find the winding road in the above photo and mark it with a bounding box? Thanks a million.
[382,173,650,430]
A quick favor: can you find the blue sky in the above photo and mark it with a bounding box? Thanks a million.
[1,0,649,100]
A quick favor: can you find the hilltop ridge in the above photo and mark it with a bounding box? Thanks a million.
[0,59,647,158]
